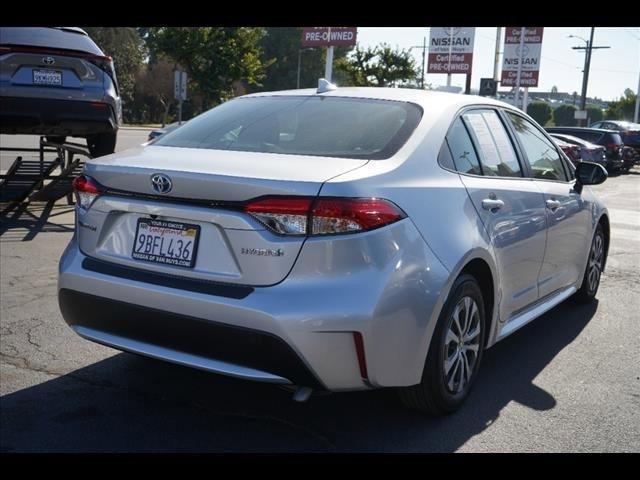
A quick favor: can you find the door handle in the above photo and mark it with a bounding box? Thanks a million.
[546,199,562,211]
[481,198,504,211]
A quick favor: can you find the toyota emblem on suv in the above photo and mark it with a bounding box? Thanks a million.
[150,173,172,194]
[42,56,55,65]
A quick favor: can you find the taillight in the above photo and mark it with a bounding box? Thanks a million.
[87,55,115,80]
[244,197,406,236]
[72,174,102,211]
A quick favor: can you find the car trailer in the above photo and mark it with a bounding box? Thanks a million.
[0,137,90,217]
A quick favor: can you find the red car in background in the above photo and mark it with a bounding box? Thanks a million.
[551,136,582,166]
[549,133,608,168]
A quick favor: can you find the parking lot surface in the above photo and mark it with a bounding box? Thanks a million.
[1,131,639,452]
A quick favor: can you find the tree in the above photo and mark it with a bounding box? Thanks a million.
[83,28,145,121]
[528,102,552,126]
[551,85,558,94]
[553,104,578,126]
[253,28,352,92]
[335,43,418,87]
[586,105,604,124]
[145,27,268,112]
[135,57,176,126]
[605,88,638,120]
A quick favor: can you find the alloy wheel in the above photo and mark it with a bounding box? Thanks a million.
[443,296,482,394]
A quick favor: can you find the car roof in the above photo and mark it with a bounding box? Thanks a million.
[547,126,614,134]
[549,133,595,146]
[241,86,515,113]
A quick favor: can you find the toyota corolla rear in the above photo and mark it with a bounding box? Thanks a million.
[57,92,450,393]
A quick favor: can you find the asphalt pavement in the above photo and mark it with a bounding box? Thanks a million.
[1,131,639,452]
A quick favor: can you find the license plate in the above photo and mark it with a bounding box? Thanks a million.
[132,219,200,268]
[32,69,62,86]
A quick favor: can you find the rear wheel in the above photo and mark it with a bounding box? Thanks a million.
[574,224,605,304]
[398,274,486,415]
[87,132,117,158]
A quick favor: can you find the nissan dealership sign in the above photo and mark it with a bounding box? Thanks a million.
[427,27,476,74]
[301,27,358,47]
[501,27,544,87]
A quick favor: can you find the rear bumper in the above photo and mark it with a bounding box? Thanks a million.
[58,219,451,391]
[0,96,117,136]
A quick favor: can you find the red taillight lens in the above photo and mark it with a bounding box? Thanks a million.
[312,198,406,234]
[72,175,102,211]
[244,196,406,236]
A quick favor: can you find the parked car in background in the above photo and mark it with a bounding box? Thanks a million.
[590,120,640,164]
[147,121,185,143]
[546,127,625,172]
[60,86,610,415]
[550,136,582,166]
[0,27,121,157]
[548,133,607,168]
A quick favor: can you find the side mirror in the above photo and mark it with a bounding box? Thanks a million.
[574,161,607,193]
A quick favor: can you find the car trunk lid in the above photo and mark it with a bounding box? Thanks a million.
[78,145,368,286]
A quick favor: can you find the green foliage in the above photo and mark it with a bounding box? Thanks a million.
[586,105,604,123]
[527,102,552,126]
[252,28,352,91]
[145,27,268,111]
[82,27,145,119]
[605,88,638,121]
[335,43,417,87]
[553,104,578,127]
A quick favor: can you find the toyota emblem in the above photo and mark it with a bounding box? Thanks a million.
[150,173,172,194]
[42,56,55,65]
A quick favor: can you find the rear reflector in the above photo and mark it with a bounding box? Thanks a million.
[244,196,406,236]
[72,174,102,211]
[353,332,369,380]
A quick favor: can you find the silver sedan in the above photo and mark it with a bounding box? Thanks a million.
[58,84,609,414]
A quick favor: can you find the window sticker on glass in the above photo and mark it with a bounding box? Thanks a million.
[481,111,518,166]
[464,113,501,167]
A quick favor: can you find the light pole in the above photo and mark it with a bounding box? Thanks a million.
[297,47,316,89]
[569,29,610,126]
[409,37,428,89]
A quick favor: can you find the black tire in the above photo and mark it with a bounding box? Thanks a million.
[574,224,605,304]
[46,135,66,145]
[87,132,117,158]
[398,274,486,415]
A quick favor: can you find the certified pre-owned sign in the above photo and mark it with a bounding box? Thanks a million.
[501,27,544,87]
[301,27,358,47]
[427,27,476,74]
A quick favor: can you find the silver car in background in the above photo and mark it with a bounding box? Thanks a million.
[58,86,609,414]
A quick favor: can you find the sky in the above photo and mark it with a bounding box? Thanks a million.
[355,27,640,101]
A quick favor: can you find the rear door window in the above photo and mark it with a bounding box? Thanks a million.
[462,110,522,177]
[505,112,568,182]
[443,117,482,175]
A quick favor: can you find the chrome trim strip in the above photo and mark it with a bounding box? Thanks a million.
[497,286,577,342]
[73,326,292,385]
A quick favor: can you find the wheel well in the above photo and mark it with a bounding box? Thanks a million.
[599,214,610,271]
[461,259,494,347]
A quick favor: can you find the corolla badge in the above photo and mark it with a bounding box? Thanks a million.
[150,173,172,194]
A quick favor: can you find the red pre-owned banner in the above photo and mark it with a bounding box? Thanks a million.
[427,53,474,73]
[301,27,358,47]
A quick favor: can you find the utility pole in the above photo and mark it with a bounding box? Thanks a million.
[493,27,502,81]
[409,37,428,89]
[446,28,454,87]
[514,27,525,111]
[570,28,610,126]
[634,68,640,123]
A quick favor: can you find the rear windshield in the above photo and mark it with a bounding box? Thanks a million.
[0,27,103,55]
[154,96,423,160]
[604,132,623,145]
